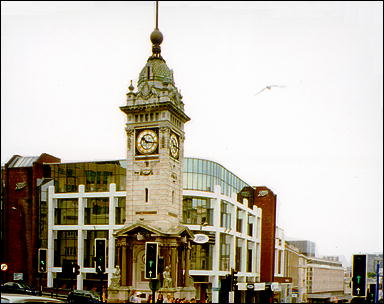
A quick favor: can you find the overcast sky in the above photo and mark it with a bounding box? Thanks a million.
[2,1,383,265]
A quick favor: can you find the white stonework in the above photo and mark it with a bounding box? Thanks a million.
[121,56,190,233]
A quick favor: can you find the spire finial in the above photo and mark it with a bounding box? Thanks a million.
[155,1,159,29]
[150,1,163,59]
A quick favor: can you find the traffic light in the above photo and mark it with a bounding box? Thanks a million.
[145,242,158,279]
[38,248,47,273]
[230,269,238,291]
[62,260,74,277]
[95,238,106,274]
[352,254,367,297]
[74,264,80,276]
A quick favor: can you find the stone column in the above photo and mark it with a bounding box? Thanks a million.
[177,247,183,287]
[171,246,177,288]
[121,239,127,286]
[185,244,191,287]
[127,245,133,286]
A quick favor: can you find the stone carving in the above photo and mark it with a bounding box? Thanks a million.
[162,266,172,288]
[140,169,153,176]
[110,266,121,288]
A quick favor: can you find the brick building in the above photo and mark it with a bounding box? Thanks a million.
[1,153,60,284]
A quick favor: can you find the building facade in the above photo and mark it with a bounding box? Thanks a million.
[1,154,60,284]
[29,157,262,302]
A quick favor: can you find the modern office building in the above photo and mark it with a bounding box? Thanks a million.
[34,157,261,302]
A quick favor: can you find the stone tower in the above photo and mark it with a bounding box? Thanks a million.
[109,6,195,301]
[120,19,190,233]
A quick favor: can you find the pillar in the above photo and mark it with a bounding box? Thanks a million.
[185,244,191,287]
[171,246,177,288]
[127,245,133,286]
[121,239,127,286]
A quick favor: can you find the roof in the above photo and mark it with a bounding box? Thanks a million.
[7,155,39,168]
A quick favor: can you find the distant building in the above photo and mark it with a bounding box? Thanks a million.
[288,240,316,257]
[306,257,348,302]
[366,253,383,273]
[284,242,307,303]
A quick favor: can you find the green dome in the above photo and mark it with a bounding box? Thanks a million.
[138,58,174,85]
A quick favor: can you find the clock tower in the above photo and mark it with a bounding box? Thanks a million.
[120,15,190,232]
[110,5,195,300]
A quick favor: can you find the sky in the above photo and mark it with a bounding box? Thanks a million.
[1,1,383,265]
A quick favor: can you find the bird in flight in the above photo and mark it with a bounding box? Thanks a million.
[255,85,286,95]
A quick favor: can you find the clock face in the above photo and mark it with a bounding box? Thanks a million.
[136,129,158,155]
[169,133,179,159]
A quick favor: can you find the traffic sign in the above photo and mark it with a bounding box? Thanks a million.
[1,263,8,271]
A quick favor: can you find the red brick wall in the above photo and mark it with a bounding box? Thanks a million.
[4,167,32,282]
[3,154,60,285]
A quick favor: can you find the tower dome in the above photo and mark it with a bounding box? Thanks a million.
[138,58,174,86]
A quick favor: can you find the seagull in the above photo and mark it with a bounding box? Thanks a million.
[255,85,286,95]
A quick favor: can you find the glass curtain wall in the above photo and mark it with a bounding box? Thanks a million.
[54,230,78,267]
[183,158,249,197]
[220,233,232,271]
[220,201,232,230]
[190,243,213,270]
[182,197,213,225]
[84,198,109,225]
[50,161,126,193]
[54,199,78,225]
[115,197,126,225]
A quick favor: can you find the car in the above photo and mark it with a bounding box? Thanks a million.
[67,289,102,304]
[0,293,65,303]
[1,282,38,295]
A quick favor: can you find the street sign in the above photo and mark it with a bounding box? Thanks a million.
[1,263,8,271]
[13,273,23,281]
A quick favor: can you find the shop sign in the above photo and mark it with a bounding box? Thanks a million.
[271,282,280,291]
[237,283,247,290]
[254,283,266,291]
[238,282,265,291]
[193,234,209,244]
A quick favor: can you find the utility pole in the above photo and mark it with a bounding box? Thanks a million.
[375,262,379,304]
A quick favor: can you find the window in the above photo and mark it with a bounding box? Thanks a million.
[182,197,213,225]
[220,201,232,229]
[85,198,109,225]
[54,199,78,225]
[51,161,126,193]
[54,231,78,267]
[145,188,149,203]
[247,247,253,273]
[220,234,232,271]
[190,243,213,270]
[115,197,126,225]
